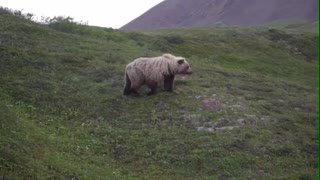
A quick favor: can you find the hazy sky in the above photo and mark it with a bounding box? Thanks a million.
[1,0,164,29]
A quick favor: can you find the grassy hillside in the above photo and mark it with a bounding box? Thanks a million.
[0,9,318,179]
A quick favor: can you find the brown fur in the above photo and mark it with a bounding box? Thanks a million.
[123,54,192,96]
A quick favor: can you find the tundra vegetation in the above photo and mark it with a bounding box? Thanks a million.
[0,8,318,179]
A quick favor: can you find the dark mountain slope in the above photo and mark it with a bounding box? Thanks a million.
[121,0,318,29]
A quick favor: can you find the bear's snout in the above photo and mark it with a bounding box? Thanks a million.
[185,68,193,75]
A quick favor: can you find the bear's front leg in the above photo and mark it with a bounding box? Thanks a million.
[164,75,175,92]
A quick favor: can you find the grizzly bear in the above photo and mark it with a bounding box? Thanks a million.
[123,53,192,96]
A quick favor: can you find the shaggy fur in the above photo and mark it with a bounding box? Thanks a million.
[123,53,192,96]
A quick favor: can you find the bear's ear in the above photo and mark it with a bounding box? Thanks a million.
[177,59,184,64]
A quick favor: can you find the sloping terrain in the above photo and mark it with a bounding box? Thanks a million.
[121,0,318,29]
[0,9,318,179]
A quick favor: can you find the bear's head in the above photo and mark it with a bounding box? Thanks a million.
[176,58,193,75]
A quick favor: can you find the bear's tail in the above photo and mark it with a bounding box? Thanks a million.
[123,72,131,95]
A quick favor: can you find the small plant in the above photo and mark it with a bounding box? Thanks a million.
[164,35,184,44]
[45,16,79,33]
[0,6,35,21]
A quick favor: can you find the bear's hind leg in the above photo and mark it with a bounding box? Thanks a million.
[123,73,132,95]
[125,75,144,96]
[147,82,158,96]
[130,89,140,96]
[123,83,133,95]
[123,73,140,96]
[127,85,141,96]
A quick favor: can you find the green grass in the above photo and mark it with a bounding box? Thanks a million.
[0,9,318,179]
